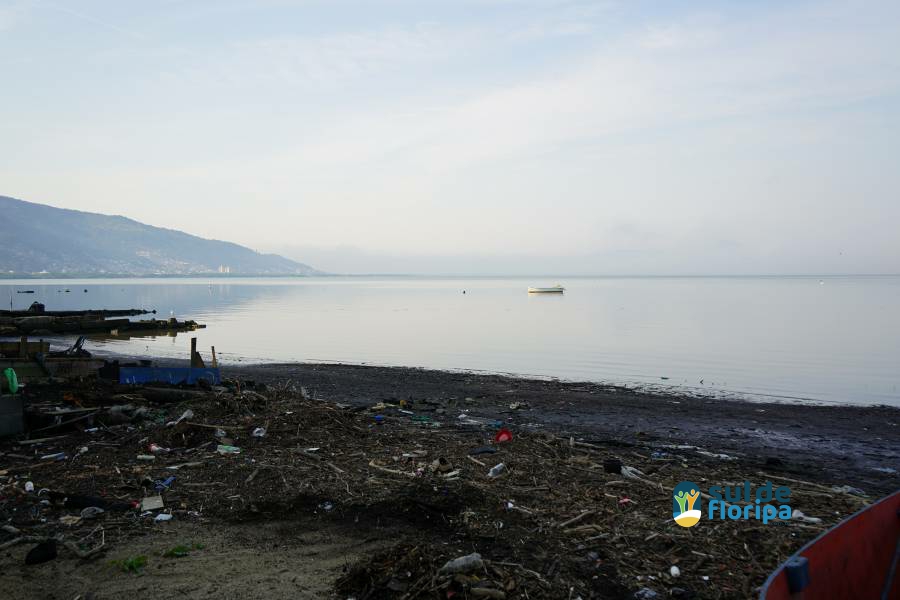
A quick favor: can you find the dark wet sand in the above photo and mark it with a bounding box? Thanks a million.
[231,362,900,494]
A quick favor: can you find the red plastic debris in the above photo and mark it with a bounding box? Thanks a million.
[494,428,513,443]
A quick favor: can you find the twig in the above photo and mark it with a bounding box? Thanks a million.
[557,510,596,529]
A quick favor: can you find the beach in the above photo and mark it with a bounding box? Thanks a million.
[1,360,897,599]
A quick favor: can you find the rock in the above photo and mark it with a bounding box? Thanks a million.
[439,552,483,575]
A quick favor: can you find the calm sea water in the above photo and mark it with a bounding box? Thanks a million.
[2,276,898,406]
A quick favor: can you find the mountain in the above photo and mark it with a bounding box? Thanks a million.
[0,195,321,276]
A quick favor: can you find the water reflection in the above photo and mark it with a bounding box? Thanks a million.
[2,276,899,405]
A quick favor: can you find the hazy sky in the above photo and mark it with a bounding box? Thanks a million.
[1,0,898,275]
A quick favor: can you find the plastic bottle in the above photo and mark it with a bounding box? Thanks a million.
[488,463,506,478]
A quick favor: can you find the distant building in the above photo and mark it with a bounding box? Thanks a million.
[218,265,231,274]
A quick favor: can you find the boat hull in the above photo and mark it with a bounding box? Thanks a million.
[759,489,900,599]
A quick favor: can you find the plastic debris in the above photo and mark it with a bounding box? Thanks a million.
[166,409,194,427]
[493,428,513,443]
[634,588,659,599]
[603,458,623,473]
[438,552,483,575]
[24,481,34,493]
[140,495,165,511]
[252,427,266,438]
[154,513,174,522]
[669,565,681,578]
[696,451,736,461]
[149,443,170,454]
[155,476,176,492]
[469,446,498,456]
[831,485,866,497]
[791,509,823,524]
[621,466,645,480]
[136,454,156,461]
[24,540,57,565]
[488,463,506,478]
[41,452,67,461]
[216,445,241,454]
[80,506,105,519]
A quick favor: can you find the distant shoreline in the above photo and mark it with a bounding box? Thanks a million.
[2,273,899,280]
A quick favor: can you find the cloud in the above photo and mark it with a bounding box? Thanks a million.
[2,0,898,274]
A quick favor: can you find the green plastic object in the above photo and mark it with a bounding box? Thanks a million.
[3,368,18,394]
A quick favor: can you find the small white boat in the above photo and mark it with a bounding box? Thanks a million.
[527,284,565,294]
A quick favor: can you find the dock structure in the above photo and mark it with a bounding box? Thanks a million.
[0,306,203,336]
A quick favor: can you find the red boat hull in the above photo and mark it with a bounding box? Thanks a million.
[760,489,900,600]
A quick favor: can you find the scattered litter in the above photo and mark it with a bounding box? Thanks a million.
[634,587,659,599]
[791,509,823,524]
[488,463,506,478]
[669,565,681,578]
[493,428,513,443]
[80,506,105,519]
[871,467,897,475]
[831,485,866,497]
[696,451,736,461]
[154,513,174,522]
[24,481,34,493]
[469,446,498,456]
[216,445,241,455]
[621,465,645,480]
[155,476,176,492]
[252,427,266,438]
[166,409,194,427]
[140,496,165,511]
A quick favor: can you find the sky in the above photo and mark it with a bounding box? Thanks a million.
[1,0,898,275]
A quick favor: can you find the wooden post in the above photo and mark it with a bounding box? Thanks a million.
[210,346,218,368]
[190,337,205,368]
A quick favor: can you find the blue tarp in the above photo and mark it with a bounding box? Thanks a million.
[119,367,221,385]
